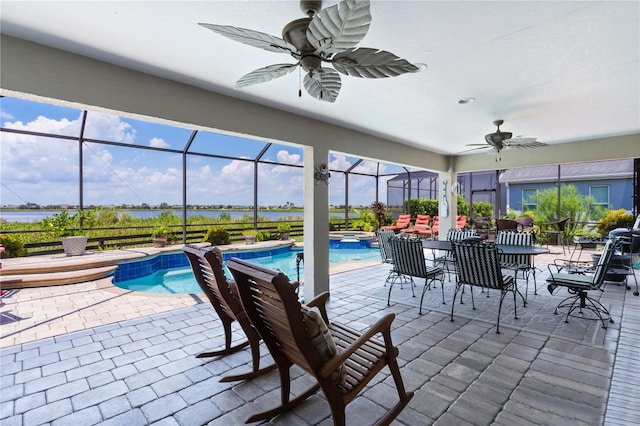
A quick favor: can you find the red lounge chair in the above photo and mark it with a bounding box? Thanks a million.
[431,216,440,236]
[401,214,433,238]
[381,214,412,233]
[456,215,467,229]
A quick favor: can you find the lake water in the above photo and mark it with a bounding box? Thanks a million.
[0,209,308,223]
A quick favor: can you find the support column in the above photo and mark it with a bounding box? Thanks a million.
[303,146,330,301]
[437,171,457,239]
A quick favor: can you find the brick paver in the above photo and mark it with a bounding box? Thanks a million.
[1,259,638,425]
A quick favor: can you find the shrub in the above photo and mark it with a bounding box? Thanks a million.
[370,201,387,229]
[597,209,634,235]
[350,208,376,231]
[203,226,231,245]
[40,208,98,237]
[0,234,25,258]
[257,231,279,241]
[277,222,291,233]
[472,201,494,219]
[152,226,170,238]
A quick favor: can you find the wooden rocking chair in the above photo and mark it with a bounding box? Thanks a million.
[182,245,277,382]
[227,257,414,426]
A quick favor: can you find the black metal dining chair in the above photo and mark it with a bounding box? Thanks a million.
[496,231,538,301]
[389,237,444,314]
[451,240,517,334]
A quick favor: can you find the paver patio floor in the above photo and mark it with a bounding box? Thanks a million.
[1,253,638,425]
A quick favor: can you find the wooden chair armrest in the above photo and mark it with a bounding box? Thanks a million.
[319,313,396,378]
[305,291,330,323]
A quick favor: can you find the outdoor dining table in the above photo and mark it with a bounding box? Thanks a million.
[422,240,550,256]
[422,239,550,304]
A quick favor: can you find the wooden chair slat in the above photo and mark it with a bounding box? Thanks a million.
[227,257,413,425]
[182,245,277,382]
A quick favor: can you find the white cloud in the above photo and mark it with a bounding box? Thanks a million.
[84,112,136,143]
[1,110,15,120]
[0,107,384,207]
[276,150,302,165]
[149,137,170,148]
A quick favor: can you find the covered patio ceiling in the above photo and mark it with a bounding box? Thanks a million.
[1,0,638,172]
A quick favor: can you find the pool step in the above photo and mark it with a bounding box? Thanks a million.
[0,265,118,288]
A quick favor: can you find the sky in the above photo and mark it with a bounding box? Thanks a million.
[0,97,399,208]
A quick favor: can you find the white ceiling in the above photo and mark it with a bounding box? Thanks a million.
[1,0,639,156]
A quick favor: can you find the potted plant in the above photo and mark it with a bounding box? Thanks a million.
[40,209,96,256]
[243,229,258,245]
[277,223,291,240]
[151,225,170,248]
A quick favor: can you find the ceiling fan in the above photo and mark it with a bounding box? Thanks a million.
[199,0,421,102]
[465,120,548,161]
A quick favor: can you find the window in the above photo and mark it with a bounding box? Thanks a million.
[522,188,538,210]
[590,185,610,207]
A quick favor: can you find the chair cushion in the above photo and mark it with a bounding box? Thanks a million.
[301,305,347,384]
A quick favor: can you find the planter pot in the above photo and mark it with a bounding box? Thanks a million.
[152,237,167,248]
[244,235,257,245]
[61,236,88,256]
[280,232,290,240]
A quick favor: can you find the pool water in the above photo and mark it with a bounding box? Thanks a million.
[115,248,380,294]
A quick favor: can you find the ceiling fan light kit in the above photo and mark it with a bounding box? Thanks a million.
[199,0,421,102]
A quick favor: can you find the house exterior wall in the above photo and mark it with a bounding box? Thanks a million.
[506,178,633,213]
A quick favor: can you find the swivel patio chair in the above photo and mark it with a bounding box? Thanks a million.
[543,218,571,255]
[182,245,277,382]
[388,236,444,313]
[546,238,616,329]
[451,240,517,334]
[227,258,414,426]
[496,231,538,301]
[380,214,412,233]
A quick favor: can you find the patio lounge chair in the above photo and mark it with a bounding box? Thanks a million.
[389,236,444,313]
[227,258,414,425]
[451,240,517,334]
[182,245,277,382]
[380,214,412,233]
[456,215,468,229]
[400,214,432,238]
[546,237,616,329]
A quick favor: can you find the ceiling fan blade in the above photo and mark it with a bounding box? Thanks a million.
[307,0,371,55]
[303,68,342,102]
[199,23,295,54]
[235,64,298,88]
[332,48,419,78]
[465,143,490,147]
[460,146,492,154]
[504,138,548,149]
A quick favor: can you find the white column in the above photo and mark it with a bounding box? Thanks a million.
[437,171,457,238]
[303,145,330,301]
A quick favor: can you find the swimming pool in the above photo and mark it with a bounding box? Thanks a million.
[113,246,380,294]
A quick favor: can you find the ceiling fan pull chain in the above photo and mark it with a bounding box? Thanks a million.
[298,67,302,97]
